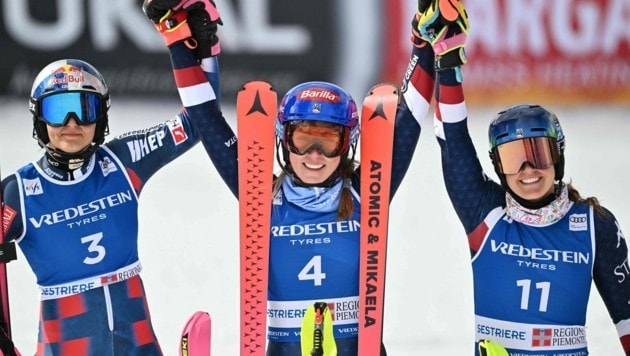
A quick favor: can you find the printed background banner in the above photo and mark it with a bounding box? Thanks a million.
[0,0,628,106]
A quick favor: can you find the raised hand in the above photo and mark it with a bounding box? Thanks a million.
[415,0,470,70]
[142,0,222,58]
[184,0,223,57]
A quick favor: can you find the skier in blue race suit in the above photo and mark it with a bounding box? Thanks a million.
[0,2,222,354]
[173,4,460,356]
[416,1,630,355]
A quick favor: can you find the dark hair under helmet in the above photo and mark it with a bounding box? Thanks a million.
[29,59,110,154]
[488,104,566,186]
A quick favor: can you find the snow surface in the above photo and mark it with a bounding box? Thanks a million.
[1,97,628,355]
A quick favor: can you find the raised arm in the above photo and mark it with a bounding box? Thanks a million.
[418,1,505,235]
[144,0,239,197]
[388,11,437,198]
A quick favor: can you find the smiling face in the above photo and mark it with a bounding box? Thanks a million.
[288,149,342,185]
[46,117,96,154]
[505,163,556,202]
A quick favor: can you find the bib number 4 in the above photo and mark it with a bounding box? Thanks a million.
[298,255,326,286]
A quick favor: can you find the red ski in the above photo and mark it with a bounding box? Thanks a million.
[236,80,277,355]
[358,83,399,355]
[0,167,19,356]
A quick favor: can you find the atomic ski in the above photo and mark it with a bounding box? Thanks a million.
[179,311,211,356]
[0,167,19,355]
[236,80,277,355]
[300,302,336,356]
[358,83,399,355]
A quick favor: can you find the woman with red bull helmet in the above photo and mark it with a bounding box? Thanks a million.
[185,9,443,353]
[0,2,222,354]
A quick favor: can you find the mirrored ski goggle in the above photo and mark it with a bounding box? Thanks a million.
[285,120,349,158]
[495,137,559,174]
[35,92,108,126]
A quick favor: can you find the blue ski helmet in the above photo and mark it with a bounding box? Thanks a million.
[275,81,359,151]
[29,59,110,147]
[488,104,565,182]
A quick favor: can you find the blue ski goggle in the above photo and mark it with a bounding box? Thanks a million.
[33,91,109,126]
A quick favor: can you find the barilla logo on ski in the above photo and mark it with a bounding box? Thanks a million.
[50,65,84,86]
[166,116,188,145]
[23,177,44,196]
[297,88,340,103]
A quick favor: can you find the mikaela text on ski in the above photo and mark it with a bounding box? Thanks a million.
[363,159,384,327]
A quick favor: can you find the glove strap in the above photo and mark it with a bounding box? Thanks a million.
[154,10,194,47]
[433,32,466,56]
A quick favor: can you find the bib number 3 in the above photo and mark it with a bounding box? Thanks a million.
[81,232,106,265]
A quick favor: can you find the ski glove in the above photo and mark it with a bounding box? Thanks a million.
[416,0,469,70]
[143,0,222,58]
[185,0,223,58]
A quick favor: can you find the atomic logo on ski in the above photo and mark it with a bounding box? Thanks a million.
[246,91,269,116]
[367,96,391,122]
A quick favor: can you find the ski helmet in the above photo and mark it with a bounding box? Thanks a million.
[275,81,359,150]
[488,104,565,184]
[274,81,359,187]
[29,59,110,148]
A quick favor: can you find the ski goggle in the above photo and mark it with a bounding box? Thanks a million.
[34,92,108,126]
[494,137,559,174]
[285,120,349,158]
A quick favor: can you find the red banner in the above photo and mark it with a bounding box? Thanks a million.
[383,0,630,106]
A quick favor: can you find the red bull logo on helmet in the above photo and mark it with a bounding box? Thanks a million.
[297,88,340,103]
[50,64,85,86]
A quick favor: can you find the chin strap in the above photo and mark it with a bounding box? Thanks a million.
[45,144,98,171]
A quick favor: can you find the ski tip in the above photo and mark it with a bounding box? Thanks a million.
[180,311,211,356]
[240,80,275,93]
[367,82,400,97]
